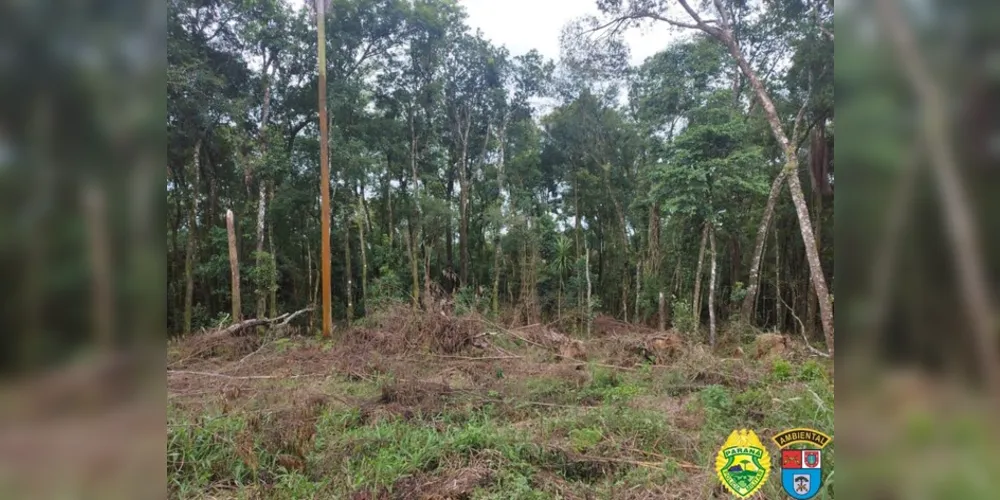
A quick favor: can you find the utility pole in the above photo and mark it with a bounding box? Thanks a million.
[316,0,332,337]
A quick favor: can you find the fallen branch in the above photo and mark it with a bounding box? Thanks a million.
[426,353,522,360]
[624,448,705,470]
[778,296,831,358]
[479,397,599,410]
[200,306,313,340]
[563,452,666,471]
[167,370,324,380]
[278,306,314,327]
[474,317,639,372]
[235,339,273,366]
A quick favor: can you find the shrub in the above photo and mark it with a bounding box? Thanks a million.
[671,298,698,335]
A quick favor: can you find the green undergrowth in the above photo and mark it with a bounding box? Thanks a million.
[168,346,835,499]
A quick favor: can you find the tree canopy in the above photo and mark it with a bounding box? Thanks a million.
[167,0,833,350]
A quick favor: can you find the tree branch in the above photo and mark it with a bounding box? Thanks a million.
[712,0,732,30]
[167,370,324,380]
[778,295,830,358]
[582,11,703,37]
[677,0,704,25]
[278,306,313,327]
[791,92,812,145]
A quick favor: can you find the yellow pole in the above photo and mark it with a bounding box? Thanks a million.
[316,0,332,337]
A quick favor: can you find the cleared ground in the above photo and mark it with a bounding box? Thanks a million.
[167,308,834,499]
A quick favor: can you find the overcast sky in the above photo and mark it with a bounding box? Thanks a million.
[459,0,679,66]
[291,0,681,66]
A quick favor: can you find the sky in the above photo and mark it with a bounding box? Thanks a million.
[289,0,681,67]
[459,0,680,66]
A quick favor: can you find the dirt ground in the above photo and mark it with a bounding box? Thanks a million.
[167,307,834,499]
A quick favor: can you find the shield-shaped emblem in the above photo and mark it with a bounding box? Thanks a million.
[714,429,771,498]
[780,449,823,499]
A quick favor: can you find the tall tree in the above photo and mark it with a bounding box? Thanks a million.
[316,0,333,337]
[591,0,835,354]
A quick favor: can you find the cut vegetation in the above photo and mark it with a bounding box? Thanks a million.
[168,308,833,499]
[168,0,834,497]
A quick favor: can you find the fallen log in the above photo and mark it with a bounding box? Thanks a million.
[200,307,313,341]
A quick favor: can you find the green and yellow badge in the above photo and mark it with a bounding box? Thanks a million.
[715,429,771,498]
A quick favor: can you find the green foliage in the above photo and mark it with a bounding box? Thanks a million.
[580,366,643,404]
[699,384,733,417]
[568,428,603,452]
[474,470,549,500]
[248,250,279,295]
[163,0,842,496]
[169,349,835,497]
[671,297,698,335]
[168,416,253,492]
[798,359,828,382]
[312,409,548,492]
[367,267,407,311]
[454,286,488,315]
[770,358,795,382]
[729,281,747,303]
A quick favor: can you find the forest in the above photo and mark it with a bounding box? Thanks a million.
[168,0,835,498]
[167,0,832,346]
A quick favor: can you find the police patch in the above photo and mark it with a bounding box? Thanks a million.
[772,428,832,500]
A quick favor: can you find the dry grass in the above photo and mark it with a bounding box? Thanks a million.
[167,308,834,499]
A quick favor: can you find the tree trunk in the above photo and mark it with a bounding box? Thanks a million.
[740,171,783,323]
[574,175,582,258]
[458,111,472,287]
[491,232,502,316]
[386,168,394,248]
[585,237,592,336]
[423,241,431,309]
[708,225,718,347]
[775,222,783,331]
[357,196,368,311]
[406,221,420,308]
[344,210,353,325]
[784,156,833,351]
[226,209,241,322]
[459,174,469,288]
[492,124,507,316]
[670,250,682,296]
[312,250,320,325]
[254,55,275,323]
[207,175,217,230]
[533,238,541,323]
[708,19,834,354]
[83,184,112,348]
[408,109,423,303]
[730,234,740,299]
[268,185,277,319]
[635,261,642,324]
[255,181,268,319]
[317,1,333,337]
[807,187,822,336]
[658,291,666,331]
[359,176,374,235]
[557,275,564,321]
[307,243,313,330]
[445,176,454,289]
[604,170,629,321]
[183,139,201,335]
[518,241,531,325]
[693,222,709,323]
[648,202,661,276]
